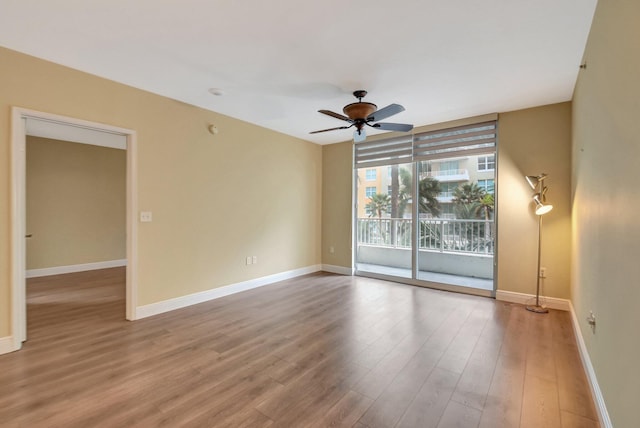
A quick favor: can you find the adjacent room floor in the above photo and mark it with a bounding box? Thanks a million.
[0,267,599,427]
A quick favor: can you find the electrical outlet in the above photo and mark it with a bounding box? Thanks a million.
[587,310,596,332]
[539,267,547,278]
[252,256,257,264]
[140,211,153,222]
[329,246,335,254]
[246,256,252,265]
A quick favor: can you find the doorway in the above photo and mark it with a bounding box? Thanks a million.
[10,108,138,352]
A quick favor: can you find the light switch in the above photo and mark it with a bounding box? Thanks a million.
[140,211,153,222]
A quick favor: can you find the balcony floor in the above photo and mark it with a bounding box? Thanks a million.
[356,263,494,291]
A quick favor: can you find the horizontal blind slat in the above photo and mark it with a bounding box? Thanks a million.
[414,146,496,161]
[413,128,496,145]
[414,136,495,157]
[356,148,414,162]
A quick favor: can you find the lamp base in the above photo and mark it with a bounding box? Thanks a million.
[526,304,549,314]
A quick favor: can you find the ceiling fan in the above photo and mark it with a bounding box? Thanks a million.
[310,90,413,142]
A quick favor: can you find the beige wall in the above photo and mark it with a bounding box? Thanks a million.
[497,103,572,299]
[26,137,126,270]
[321,107,573,302]
[572,1,640,426]
[322,141,353,268]
[0,47,322,337]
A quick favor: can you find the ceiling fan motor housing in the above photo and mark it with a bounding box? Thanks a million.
[343,102,377,120]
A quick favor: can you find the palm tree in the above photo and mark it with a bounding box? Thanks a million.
[390,165,400,246]
[475,193,495,246]
[452,183,486,205]
[366,193,391,243]
[366,193,391,219]
[452,183,494,252]
[474,193,494,221]
[398,167,412,217]
[417,176,441,217]
[395,169,442,218]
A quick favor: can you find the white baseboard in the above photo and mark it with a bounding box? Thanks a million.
[495,290,570,311]
[135,264,323,319]
[26,259,127,278]
[321,264,354,276]
[0,336,18,355]
[568,302,612,428]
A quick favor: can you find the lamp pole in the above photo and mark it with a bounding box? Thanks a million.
[527,190,549,313]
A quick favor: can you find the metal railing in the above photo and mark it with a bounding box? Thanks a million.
[357,217,494,255]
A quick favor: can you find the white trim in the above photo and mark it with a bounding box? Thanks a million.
[10,110,26,348]
[125,132,138,321]
[0,336,18,355]
[10,107,138,342]
[321,264,354,276]
[135,265,323,319]
[568,302,612,428]
[26,259,127,278]
[26,118,127,150]
[495,290,571,311]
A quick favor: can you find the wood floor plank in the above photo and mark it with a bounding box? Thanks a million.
[309,390,373,428]
[0,268,598,428]
[394,367,460,428]
[560,410,600,428]
[449,303,509,411]
[520,374,562,428]
[478,306,531,428]
[436,400,482,428]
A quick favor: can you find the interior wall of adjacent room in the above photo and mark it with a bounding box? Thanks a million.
[0,46,322,337]
[26,136,126,270]
[571,0,640,426]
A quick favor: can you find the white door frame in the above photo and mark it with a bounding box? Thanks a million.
[10,107,138,351]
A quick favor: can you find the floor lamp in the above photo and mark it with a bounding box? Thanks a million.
[525,173,553,313]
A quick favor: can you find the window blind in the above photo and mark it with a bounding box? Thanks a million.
[354,120,496,167]
[354,135,413,168]
[413,121,496,161]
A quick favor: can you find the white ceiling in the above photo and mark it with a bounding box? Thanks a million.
[0,1,597,145]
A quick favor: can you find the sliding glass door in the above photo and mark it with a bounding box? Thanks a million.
[355,161,413,278]
[354,121,496,296]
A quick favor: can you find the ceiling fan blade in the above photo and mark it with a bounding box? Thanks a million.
[367,103,405,122]
[353,128,367,143]
[318,109,352,122]
[309,125,352,134]
[373,122,414,132]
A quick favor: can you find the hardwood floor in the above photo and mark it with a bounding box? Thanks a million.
[0,268,599,427]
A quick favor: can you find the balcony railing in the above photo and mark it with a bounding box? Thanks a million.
[357,217,494,255]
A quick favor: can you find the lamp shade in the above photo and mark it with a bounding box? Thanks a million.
[533,194,553,215]
[535,202,553,215]
[525,173,548,190]
[525,175,539,190]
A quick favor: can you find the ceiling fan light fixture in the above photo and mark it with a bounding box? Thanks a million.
[353,128,366,143]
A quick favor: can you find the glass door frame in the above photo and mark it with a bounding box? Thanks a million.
[352,140,497,298]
